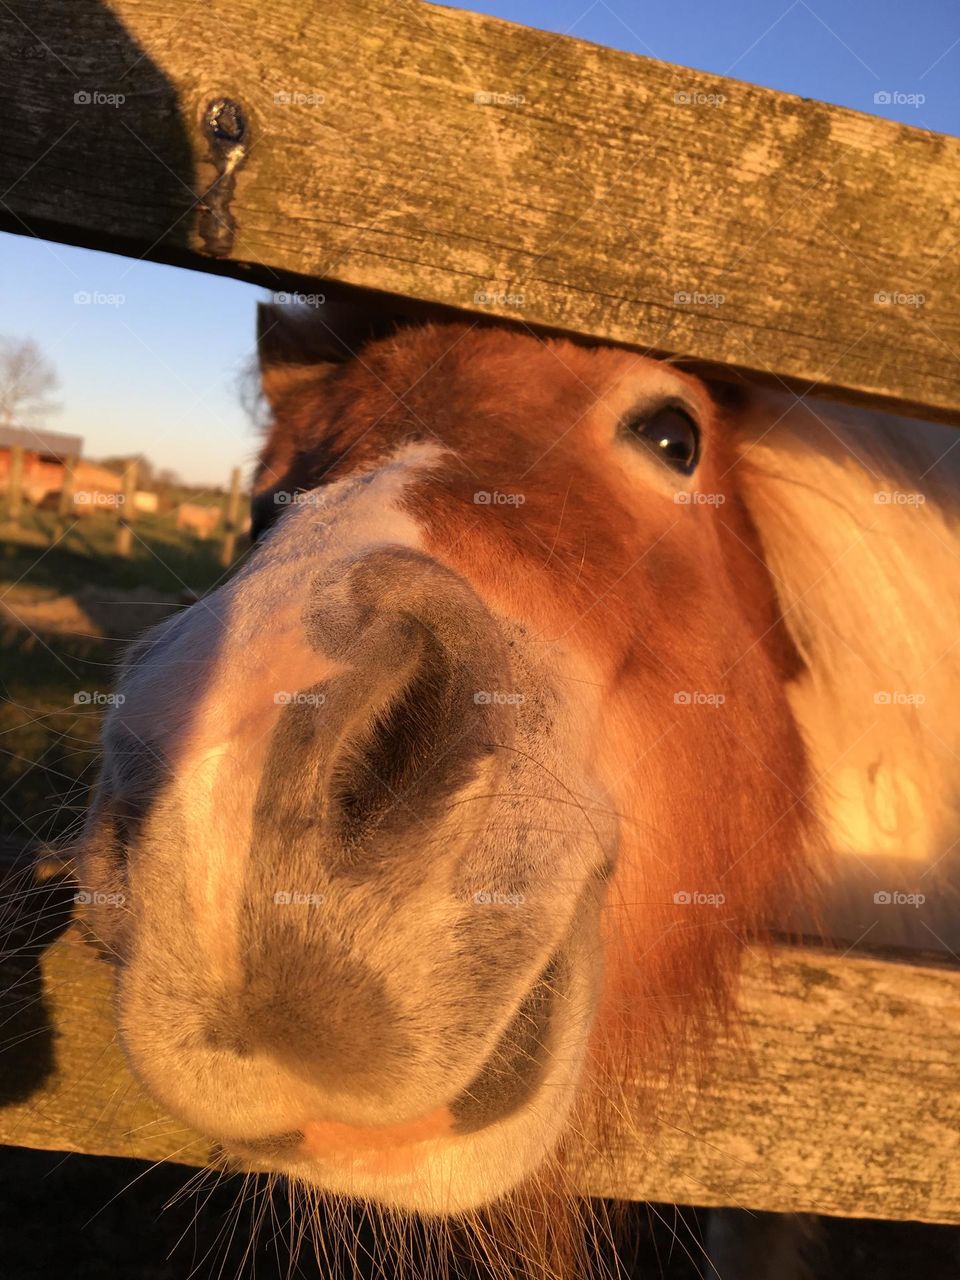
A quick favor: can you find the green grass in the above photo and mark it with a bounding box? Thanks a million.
[0,497,232,594]
[0,501,248,846]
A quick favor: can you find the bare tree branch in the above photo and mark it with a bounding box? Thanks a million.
[0,337,60,430]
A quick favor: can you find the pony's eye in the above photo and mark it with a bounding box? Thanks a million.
[625,404,700,474]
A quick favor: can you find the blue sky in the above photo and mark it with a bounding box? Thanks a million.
[1,0,958,485]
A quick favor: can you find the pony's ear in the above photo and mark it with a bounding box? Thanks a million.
[256,299,399,413]
[251,296,416,541]
[256,288,509,414]
[730,389,960,950]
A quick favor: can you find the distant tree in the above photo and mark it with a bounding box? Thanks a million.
[0,337,60,429]
[156,467,182,488]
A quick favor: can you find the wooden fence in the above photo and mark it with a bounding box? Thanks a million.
[0,0,958,1226]
[2,451,245,563]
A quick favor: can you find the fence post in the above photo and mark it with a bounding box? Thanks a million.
[219,466,242,567]
[115,459,138,557]
[58,454,76,518]
[7,445,24,527]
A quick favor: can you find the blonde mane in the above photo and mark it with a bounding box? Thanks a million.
[735,392,960,950]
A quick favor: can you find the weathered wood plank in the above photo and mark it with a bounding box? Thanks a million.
[582,946,960,1221]
[0,862,209,1167]
[1,1,959,421]
[2,889,958,1222]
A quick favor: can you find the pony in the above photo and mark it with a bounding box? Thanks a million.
[72,300,960,1278]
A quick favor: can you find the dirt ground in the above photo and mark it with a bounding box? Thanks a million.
[0,581,188,641]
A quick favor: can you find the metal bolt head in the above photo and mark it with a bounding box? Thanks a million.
[205,98,246,144]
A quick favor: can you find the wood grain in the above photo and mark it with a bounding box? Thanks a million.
[1,1,959,420]
[581,946,960,1221]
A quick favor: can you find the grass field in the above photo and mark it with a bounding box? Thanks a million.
[0,498,243,848]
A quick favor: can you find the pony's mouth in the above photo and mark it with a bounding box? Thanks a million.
[227,953,562,1163]
[220,949,593,1212]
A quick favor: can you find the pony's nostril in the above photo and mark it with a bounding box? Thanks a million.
[330,615,493,844]
[333,619,449,835]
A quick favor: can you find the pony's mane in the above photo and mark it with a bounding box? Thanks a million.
[732,392,960,949]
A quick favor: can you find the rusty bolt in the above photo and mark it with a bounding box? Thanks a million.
[205,97,246,144]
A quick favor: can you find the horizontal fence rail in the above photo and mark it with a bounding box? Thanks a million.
[1,0,959,420]
[2,859,959,1222]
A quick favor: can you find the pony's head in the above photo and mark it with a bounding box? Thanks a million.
[78,301,955,1234]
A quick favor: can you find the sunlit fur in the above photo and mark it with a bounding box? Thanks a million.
[69,307,958,1280]
[733,392,960,951]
